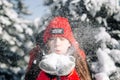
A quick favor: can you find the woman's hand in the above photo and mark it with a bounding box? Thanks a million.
[39,53,75,76]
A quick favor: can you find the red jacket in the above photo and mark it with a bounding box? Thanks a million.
[36,69,80,80]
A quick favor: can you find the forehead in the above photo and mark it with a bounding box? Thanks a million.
[47,37,71,45]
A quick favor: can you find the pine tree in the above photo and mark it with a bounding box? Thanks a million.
[0,0,35,79]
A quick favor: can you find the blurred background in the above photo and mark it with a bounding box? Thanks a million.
[0,0,120,80]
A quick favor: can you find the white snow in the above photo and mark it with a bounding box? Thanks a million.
[0,16,11,25]
[81,14,87,21]
[0,0,2,5]
[62,0,68,5]
[2,0,13,7]
[13,24,24,32]
[4,8,18,20]
[0,27,2,34]
[95,72,110,80]
[2,31,12,42]
[70,0,80,4]
[109,50,120,64]
[96,17,103,24]
[24,55,30,63]
[39,53,75,76]
[91,62,100,73]
[93,27,120,79]
[113,11,120,21]
[26,28,33,36]
[110,38,119,48]
[10,46,18,52]
[10,67,21,74]
[84,0,120,17]
[96,48,116,76]
[18,34,25,40]
[33,18,41,29]
[95,27,111,43]
[0,63,7,68]
[24,41,33,48]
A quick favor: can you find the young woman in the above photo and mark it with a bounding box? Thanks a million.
[25,16,91,80]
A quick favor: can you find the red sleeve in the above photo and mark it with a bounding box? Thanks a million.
[26,45,41,71]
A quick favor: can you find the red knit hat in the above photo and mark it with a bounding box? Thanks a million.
[43,16,78,49]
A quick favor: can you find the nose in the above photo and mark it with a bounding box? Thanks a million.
[55,38,61,46]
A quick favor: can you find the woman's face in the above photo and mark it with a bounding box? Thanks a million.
[47,37,71,55]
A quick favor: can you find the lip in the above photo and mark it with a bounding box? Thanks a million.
[55,50,61,53]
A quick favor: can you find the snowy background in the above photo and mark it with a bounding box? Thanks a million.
[0,0,120,80]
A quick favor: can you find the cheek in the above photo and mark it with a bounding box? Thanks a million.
[47,41,54,47]
[65,41,71,48]
[47,41,55,52]
[62,42,71,51]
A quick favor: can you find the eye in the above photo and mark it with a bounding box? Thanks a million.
[49,37,55,41]
[60,37,65,41]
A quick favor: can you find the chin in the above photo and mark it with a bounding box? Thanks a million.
[55,51,62,54]
[56,52,62,54]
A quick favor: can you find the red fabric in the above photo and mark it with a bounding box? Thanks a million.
[26,45,40,71]
[36,69,80,80]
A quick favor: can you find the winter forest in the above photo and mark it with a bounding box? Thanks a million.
[0,0,120,80]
